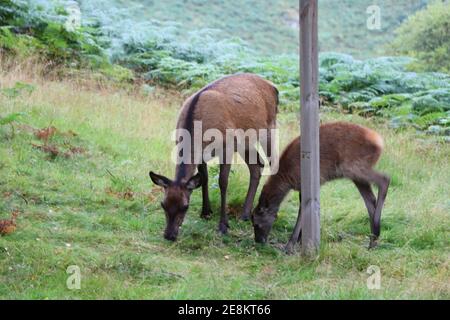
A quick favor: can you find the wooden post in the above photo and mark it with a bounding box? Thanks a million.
[299,0,320,255]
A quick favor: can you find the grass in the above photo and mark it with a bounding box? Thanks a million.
[0,64,449,299]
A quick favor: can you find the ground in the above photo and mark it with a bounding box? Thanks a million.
[0,65,448,299]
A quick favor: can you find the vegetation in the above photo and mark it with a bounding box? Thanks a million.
[1,0,449,137]
[317,0,428,57]
[0,0,449,300]
[104,0,429,58]
[0,67,448,299]
[0,0,133,81]
[392,0,450,74]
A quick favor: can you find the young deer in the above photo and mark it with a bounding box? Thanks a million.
[150,73,279,241]
[252,122,390,249]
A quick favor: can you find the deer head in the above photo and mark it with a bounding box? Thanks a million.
[149,171,202,241]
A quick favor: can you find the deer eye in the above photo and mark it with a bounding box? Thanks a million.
[160,202,167,211]
[181,205,189,212]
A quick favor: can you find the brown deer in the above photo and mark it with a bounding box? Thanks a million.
[252,122,390,250]
[150,73,279,241]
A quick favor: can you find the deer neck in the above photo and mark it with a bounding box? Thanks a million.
[260,174,292,211]
[175,163,197,185]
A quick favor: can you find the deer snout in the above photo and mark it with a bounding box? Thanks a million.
[164,223,180,241]
[254,225,268,244]
[164,232,178,241]
[254,234,267,244]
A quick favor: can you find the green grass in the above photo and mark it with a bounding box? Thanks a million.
[0,68,449,299]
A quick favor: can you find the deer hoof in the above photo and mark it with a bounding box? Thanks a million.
[200,209,212,220]
[218,222,228,235]
[369,236,379,249]
[284,242,296,255]
[240,213,250,221]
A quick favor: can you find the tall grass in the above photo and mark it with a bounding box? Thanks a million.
[0,64,449,299]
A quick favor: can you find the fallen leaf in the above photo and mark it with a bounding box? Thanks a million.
[0,223,16,236]
[123,190,134,200]
[34,126,57,141]
[0,210,19,236]
[106,188,135,201]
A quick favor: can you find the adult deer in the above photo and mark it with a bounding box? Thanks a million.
[252,122,390,250]
[150,73,279,241]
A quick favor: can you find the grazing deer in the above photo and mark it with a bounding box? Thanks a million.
[150,73,279,241]
[252,122,390,249]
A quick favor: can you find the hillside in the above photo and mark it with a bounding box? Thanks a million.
[120,0,428,57]
[1,1,449,137]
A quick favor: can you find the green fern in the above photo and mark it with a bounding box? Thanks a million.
[0,112,26,126]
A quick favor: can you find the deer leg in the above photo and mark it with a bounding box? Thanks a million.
[353,180,377,239]
[218,163,231,234]
[241,149,264,221]
[368,171,390,248]
[358,171,390,248]
[198,163,212,219]
[285,192,302,254]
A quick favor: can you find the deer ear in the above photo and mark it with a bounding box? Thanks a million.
[149,171,172,188]
[186,173,202,190]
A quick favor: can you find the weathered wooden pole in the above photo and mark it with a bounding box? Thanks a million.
[299,0,320,255]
